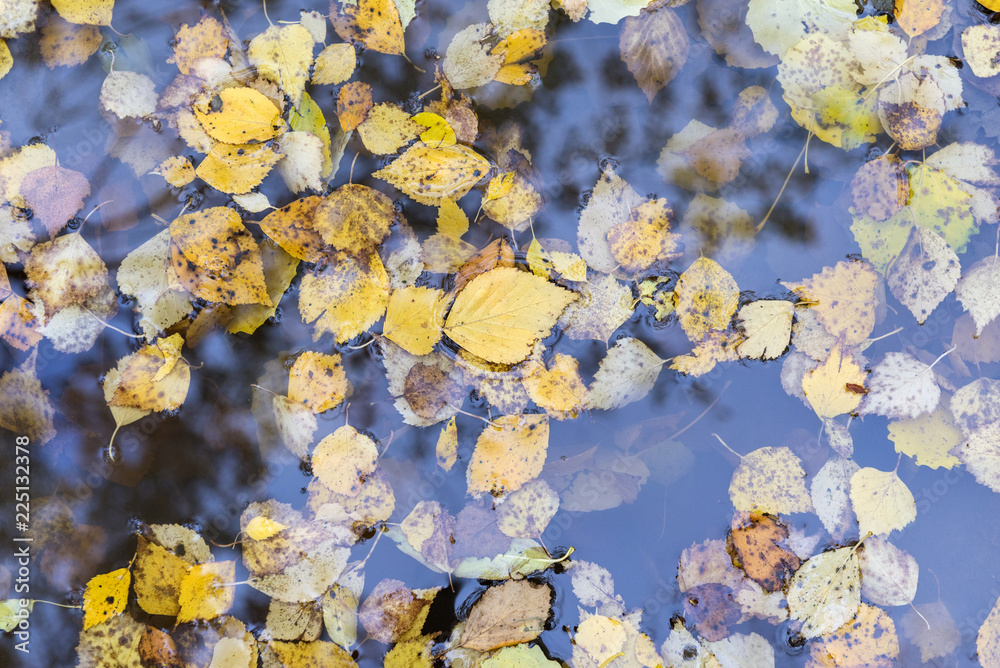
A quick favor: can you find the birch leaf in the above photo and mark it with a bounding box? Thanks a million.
[587,337,663,410]
[956,255,1000,336]
[850,466,917,537]
[467,414,548,497]
[735,300,793,360]
[786,546,861,639]
[729,446,813,515]
[860,352,939,420]
[886,226,959,325]
[443,266,577,364]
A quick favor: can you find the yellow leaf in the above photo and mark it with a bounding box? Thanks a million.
[481,172,542,232]
[384,286,449,355]
[484,171,516,202]
[850,466,917,537]
[288,351,351,413]
[245,516,288,541]
[168,16,228,75]
[169,207,271,306]
[248,24,314,106]
[729,446,814,515]
[782,260,878,345]
[258,195,326,263]
[312,425,380,497]
[24,232,111,314]
[895,0,945,38]
[298,250,390,342]
[437,198,469,238]
[801,344,866,419]
[289,91,335,178]
[526,237,552,278]
[194,87,283,144]
[195,141,282,195]
[40,17,102,68]
[0,293,42,351]
[108,334,191,412]
[337,80,374,132]
[358,103,422,155]
[315,184,396,253]
[491,28,545,85]
[735,299,794,360]
[412,112,456,147]
[154,156,195,188]
[576,615,627,665]
[82,568,130,630]
[0,352,56,444]
[177,560,236,623]
[374,142,492,206]
[467,414,548,497]
[496,479,559,538]
[436,416,458,471]
[51,0,113,26]
[133,536,189,617]
[607,198,682,274]
[332,0,406,56]
[888,401,963,469]
[313,42,357,85]
[443,266,577,364]
[272,394,318,458]
[225,241,300,335]
[673,256,739,341]
[522,353,588,420]
[0,40,12,80]
[787,547,861,639]
[671,329,741,377]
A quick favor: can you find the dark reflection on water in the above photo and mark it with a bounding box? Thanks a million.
[0,0,998,665]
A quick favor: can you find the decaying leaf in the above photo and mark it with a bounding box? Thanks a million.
[467,414,548,497]
[729,446,813,515]
[850,466,917,537]
[786,546,861,639]
[460,579,551,652]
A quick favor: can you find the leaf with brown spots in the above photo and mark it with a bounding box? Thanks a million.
[312,425,379,497]
[258,195,327,263]
[620,3,689,102]
[467,414,548,497]
[288,351,352,414]
[727,512,800,593]
[359,578,438,644]
[337,81,374,132]
[19,165,90,237]
[168,207,271,306]
[108,334,191,412]
[314,184,395,254]
[331,0,406,56]
[460,579,551,652]
[298,250,390,342]
[682,582,742,642]
[374,142,492,206]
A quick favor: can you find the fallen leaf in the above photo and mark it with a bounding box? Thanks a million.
[108,334,191,412]
[337,81,373,132]
[288,351,351,413]
[575,614,627,665]
[375,142,491,206]
[443,266,577,364]
[888,400,962,469]
[728,512,800,593]
[467,414,548,497]
[248,24,314,106]
[460,579,551,651]
[313,42,357,85]
[904,601,960,662]
[82,568,130,630]
[298,250,390,342]
[587,337,663,410]
[956,255,1000,336]
[314,184,396,254]
[859,352,940,420]
[51,0,113,26]
[312,426,380,497]
[383,286,448,355]
[886,226,959,324]
[858,537,917,606]
[169,207,271,306]
[808,603,899,666]
[850,466,917,537]
[729,446,814,515]
[786,546,861,639]
[801,344,866,419]
[783,260,878,345]
[331,0,407,56]
[619,3,689,102]
[193,87,283,144]
[177,560,235,623]
[359,579,436,644]
[735,300,793,360]
[673,256,739,341]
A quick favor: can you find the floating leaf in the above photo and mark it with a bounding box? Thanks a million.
[801,344,866,420]
[886,226,959,325]
[298,250,390,343]
[956,255,1000,336]
[786,546,861,639]
[888,401,962,469]
[193,87,282,144]
[674,257,739,341]
[312,426,380,497]
[459,580,551,652]
[443,266,576,364]
[332,0,406,56]
[82,568,130,630]
[735,300,793,361]
[248,24,314,106]
[729,446,814,515]
[288,351,351,414]
[858,537,917,607]
[619,4,688,102]
[467,414,548,497]
[860,352,940,420]
[313,42,357,85]
[850,466,917,537]
[587,337,663,410]
[375,142,491,206]
[807,603,899,666]
[783,260,877,345]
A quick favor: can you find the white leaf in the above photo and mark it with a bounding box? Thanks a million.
[860,352,940,420]
[886,226,959,325]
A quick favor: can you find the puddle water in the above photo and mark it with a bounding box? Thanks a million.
[1,0,999,665]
